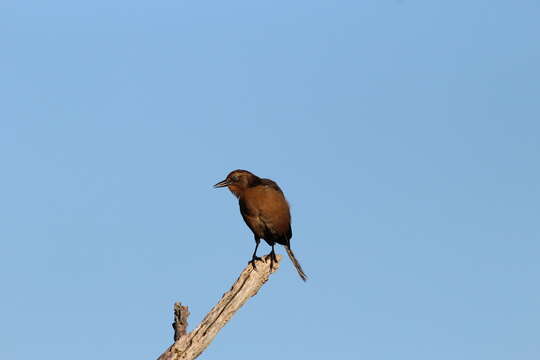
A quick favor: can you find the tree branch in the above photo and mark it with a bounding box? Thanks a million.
[156,254,282,360]
[172,303,189,342]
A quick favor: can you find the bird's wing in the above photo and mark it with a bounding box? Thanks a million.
[254,185,291,242]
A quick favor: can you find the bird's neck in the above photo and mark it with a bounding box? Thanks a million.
[228,186,243,198]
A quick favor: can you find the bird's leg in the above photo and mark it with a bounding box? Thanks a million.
[269,243,277,270]
[270,244,278,261]
[249,237,261,269]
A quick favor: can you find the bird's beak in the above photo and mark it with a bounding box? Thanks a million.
[213,179,230,188]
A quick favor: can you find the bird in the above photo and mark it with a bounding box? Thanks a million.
[214,169,307,281]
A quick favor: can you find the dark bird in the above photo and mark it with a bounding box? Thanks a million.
[214,170,307,281]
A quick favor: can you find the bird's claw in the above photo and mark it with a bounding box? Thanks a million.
[249,256,261,270]
[269,251,277,270]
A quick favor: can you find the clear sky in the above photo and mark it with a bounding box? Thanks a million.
[1,1,539,359]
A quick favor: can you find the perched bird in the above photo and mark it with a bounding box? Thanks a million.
[214,170,307,281]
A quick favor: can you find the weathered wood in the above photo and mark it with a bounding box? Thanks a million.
[156,254,282,360]
[172,303,189,341]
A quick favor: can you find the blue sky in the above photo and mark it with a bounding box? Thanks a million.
[1,1,539,359]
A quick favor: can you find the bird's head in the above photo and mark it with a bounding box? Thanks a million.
[214,169,259,197]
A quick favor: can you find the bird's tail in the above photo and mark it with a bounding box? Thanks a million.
[285,246,308,281]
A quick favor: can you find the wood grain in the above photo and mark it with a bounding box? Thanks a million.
[156,254,282,360]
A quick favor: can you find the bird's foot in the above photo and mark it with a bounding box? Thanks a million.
[249,256,261,270]
[269,250,277,270]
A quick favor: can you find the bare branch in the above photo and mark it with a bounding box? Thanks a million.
[172,303,189,341]
[156,254,282,360]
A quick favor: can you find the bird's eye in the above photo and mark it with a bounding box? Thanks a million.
[231,175,239,182]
